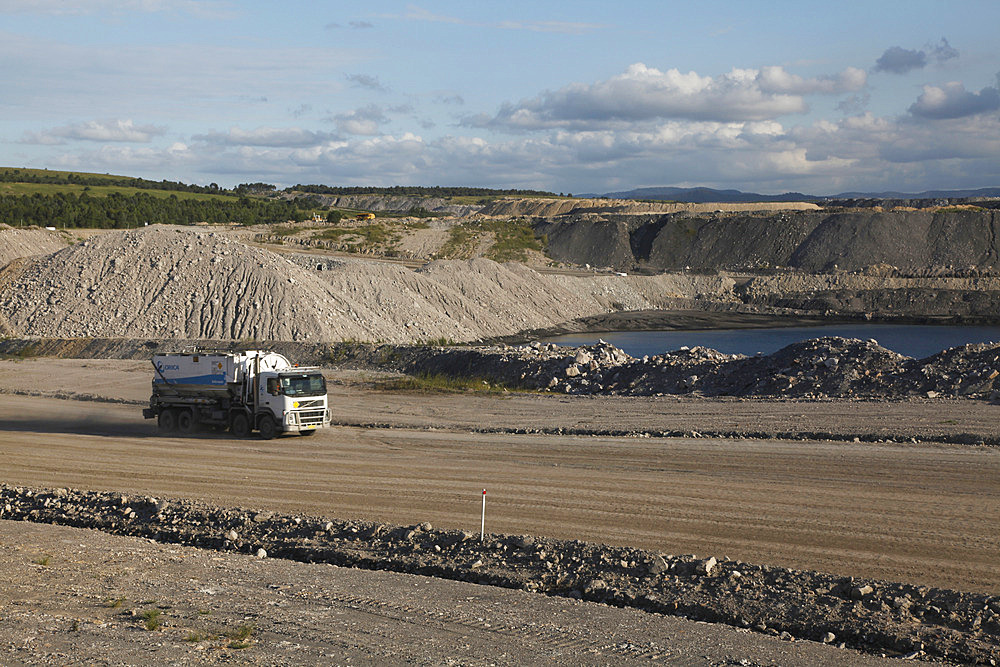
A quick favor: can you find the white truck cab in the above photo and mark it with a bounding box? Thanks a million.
[259,369,329,434]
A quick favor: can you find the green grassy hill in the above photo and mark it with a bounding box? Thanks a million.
[0,168,311,228]
[0,167,233,201]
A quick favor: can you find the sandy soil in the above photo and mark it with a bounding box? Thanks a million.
[1,359,998,597]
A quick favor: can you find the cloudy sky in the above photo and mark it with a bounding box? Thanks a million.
[3,0,999,195]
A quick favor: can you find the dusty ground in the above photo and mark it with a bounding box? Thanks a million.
[0,521,893,666]
[1,359,999,596]
[1,358,998,663]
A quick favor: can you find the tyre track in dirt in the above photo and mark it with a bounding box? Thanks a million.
[1,395,997,595]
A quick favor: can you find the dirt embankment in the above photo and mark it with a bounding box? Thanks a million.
[0,226,744,343]
[538,208,1000,273]
[480,197,820,217]
[295,193,481,217]
[4,220,1000,346]
[0,224,69,267]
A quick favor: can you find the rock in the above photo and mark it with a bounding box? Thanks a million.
[565,364,581,377]
[225,529,239,542]
[253,511,274,522]
[574,350,593,364]
[696,556,717,576]
[648,555,669,575]
[822,632,836,644]
[850,584,874,599]
[256,548,267,559]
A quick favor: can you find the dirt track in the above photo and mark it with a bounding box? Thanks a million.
[0,520,893,666]
[1,359,998,595]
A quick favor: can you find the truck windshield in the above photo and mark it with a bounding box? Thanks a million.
[279,373,327,397]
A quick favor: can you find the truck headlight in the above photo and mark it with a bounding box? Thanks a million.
[284,412,298,425]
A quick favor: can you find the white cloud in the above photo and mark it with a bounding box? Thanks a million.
[192,127,339,147]
[331,105,389,136]
[44,106,1000,195]
[21,119,166,144]
[473,63,868,130]
[757,66,867,95]
[881,115,1000,162]
[908,81,1000,119]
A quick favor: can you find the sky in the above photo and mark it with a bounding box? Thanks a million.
[2,0,999,195]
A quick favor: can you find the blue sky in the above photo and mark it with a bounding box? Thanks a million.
[3,0,999,194]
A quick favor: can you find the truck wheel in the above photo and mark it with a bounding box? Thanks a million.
[231,413,251,438]
[258,415,277,440]
[157,409,177,432]
[177,409,197,434]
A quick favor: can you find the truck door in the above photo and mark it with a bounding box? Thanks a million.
[259,375,281,418]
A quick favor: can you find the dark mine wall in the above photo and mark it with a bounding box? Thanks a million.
[537,209,1000,273]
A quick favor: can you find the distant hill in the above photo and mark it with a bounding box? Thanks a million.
[597,186,1000,203]
[831,187,1000,199]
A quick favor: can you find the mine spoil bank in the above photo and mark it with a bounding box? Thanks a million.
[0,225,725,343]
[0,223,68,266]
[4,225,1000,346]
[538,207,1000,274]
[1,484,996,664]
[400,336,1000,404]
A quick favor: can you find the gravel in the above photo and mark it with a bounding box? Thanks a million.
[399,336,1000,404]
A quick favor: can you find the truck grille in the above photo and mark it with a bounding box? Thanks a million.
[298,409,327,426]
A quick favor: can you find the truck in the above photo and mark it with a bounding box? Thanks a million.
[142,350,331,439]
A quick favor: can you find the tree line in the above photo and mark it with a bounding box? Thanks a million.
[288,184,558,197]
[0,168,230,195]
[0,192,310,228]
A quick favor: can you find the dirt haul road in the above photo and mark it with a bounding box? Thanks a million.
[0,391,998,596]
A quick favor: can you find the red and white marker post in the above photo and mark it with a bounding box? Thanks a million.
[480,488,486,543]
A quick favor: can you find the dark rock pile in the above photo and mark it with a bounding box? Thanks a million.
[401,337,1000,400]
[1,484,997,664]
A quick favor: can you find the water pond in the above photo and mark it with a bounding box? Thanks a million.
[541,324,1000,359]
